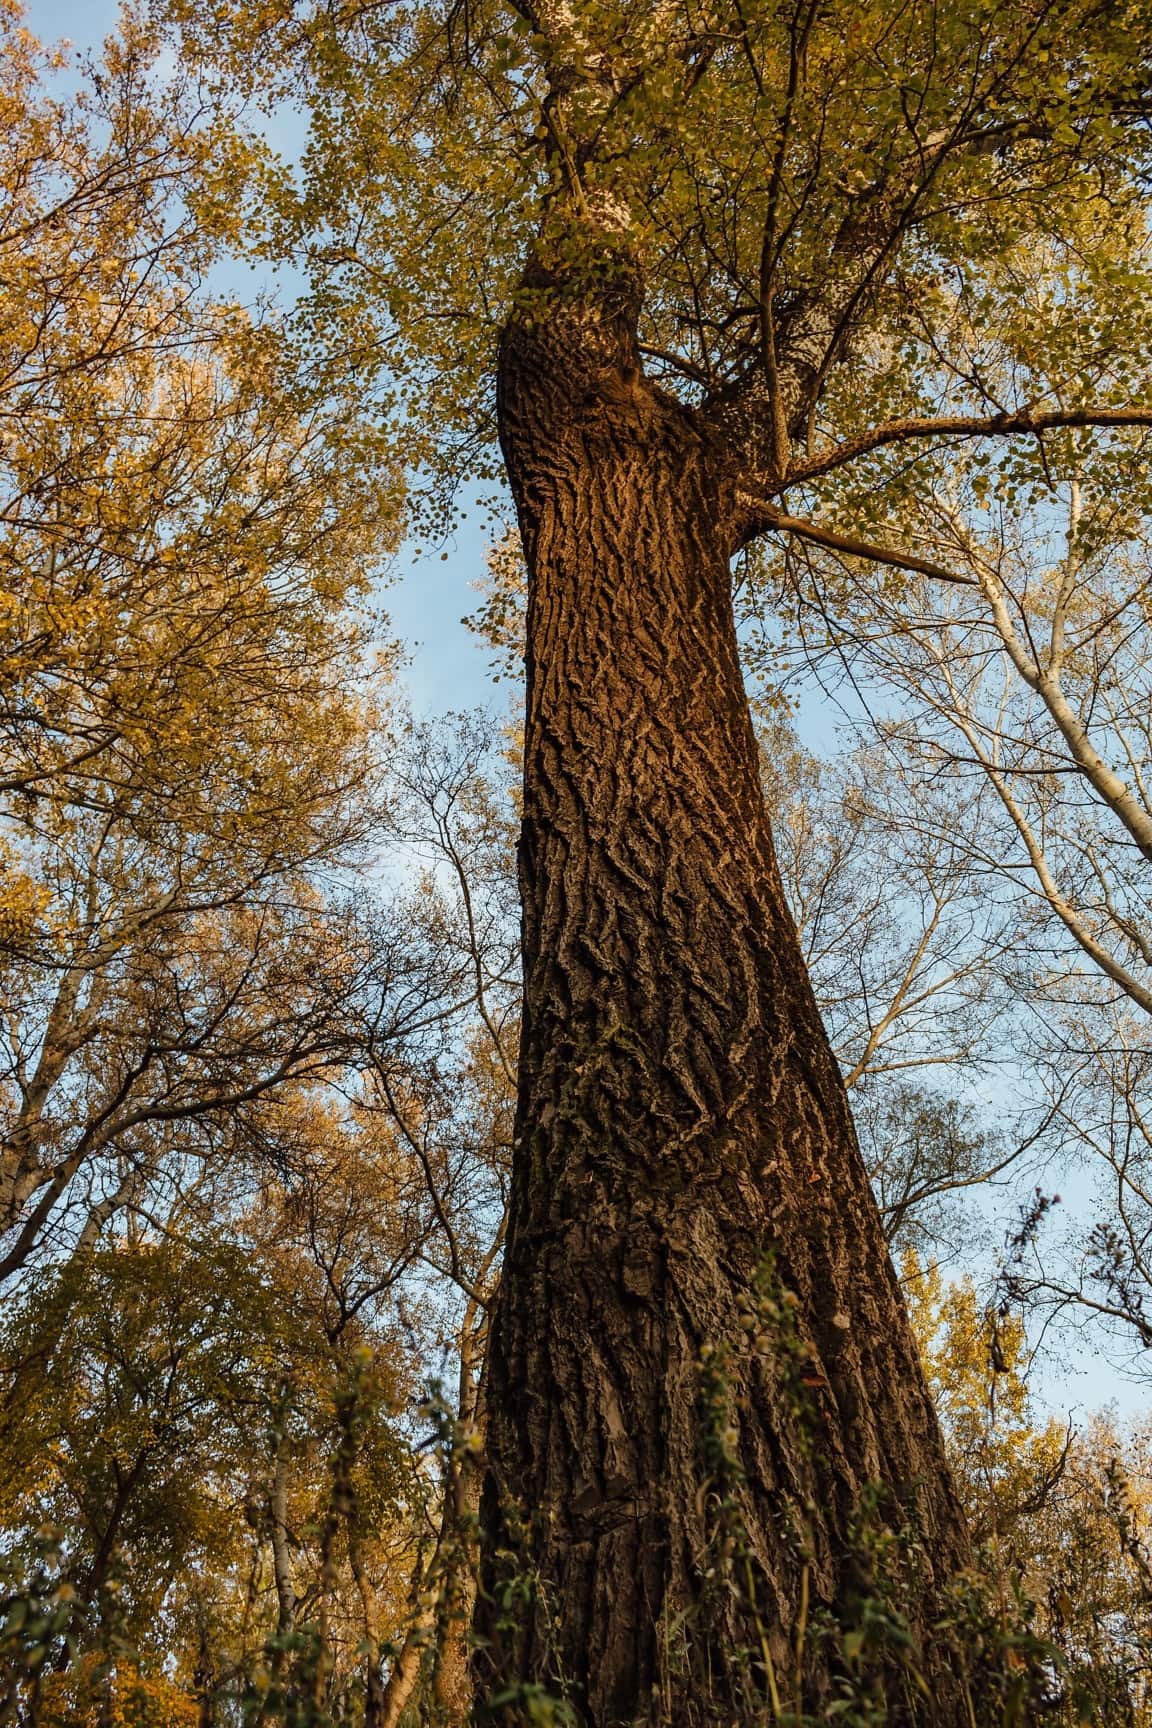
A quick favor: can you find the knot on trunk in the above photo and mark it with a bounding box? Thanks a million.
[505,238,642,395]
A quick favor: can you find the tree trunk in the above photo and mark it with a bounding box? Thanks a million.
[195,1619,218,1728]
[433,1437,484,1724]
[377,1312,487,1727]
[379,1602,431,1728]
[474,260,970,1726]
[433,1309,487,1724]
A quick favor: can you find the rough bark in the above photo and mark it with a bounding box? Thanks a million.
[474,258,970,1726]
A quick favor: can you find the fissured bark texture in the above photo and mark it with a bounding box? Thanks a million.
[474,269,969,1726]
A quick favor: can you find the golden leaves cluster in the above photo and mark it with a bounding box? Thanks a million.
[906,1250,1152,1699]
[0,5,404,1274]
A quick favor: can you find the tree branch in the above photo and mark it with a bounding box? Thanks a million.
[738,496,978,586]
[786,407,1152,489]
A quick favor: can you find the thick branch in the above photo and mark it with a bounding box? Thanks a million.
[738,496,977,585]
[785,407,1152,489]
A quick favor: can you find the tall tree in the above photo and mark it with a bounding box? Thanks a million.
[166,0,1152,1717]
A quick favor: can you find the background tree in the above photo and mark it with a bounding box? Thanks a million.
[0,1193,424,1724]
[0,6,409,1281]
[746,373,1152,1380]
[366,715,518,1728]
[0,693,520,1725]
[906,1253,1152,1723]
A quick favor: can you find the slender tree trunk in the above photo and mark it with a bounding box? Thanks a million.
[347,1468,386,1728]
[253,1436,296,1728]
[379,1599,431,1728]
[433,1316,487,1724]
[269,1443,296,1646]
[378,1312,488,1727]
[433,1441,485,1723]
[195,1620,218,1728]
[474,261,970,1725]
